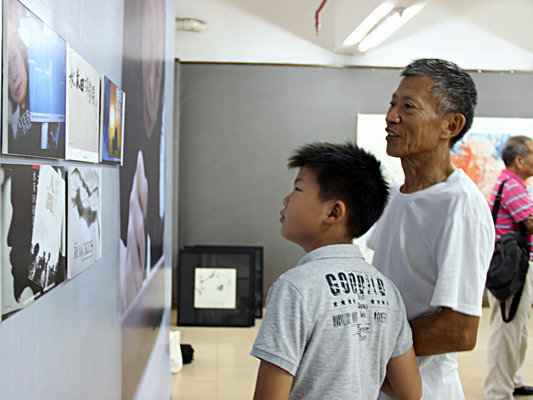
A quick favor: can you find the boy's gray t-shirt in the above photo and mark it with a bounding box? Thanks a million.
[251,244,412,400]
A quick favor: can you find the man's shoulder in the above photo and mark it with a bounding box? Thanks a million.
[442,171,489,208]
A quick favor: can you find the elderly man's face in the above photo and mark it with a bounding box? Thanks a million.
[385,76,443,160]
[521,140,533,179]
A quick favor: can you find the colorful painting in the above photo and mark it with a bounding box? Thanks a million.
[100,76,125,164]
[451,117,533,201]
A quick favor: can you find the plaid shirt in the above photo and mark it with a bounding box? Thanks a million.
[489,169,533,258]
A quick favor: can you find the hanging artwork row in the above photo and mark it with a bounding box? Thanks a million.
[0,164,102,320]
[2,0,125,164]
[0,0,110,321]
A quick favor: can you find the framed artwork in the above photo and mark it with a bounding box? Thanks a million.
[2,0,67,159]
[100,76,125,165]
[65,45,100,162]
[194,267,237,309]
[177,247,255,327]
[186,245,264,318]
[1,164,66,319]
[67,166,102,279]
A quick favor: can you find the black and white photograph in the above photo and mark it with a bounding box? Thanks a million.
[1,164,66,318]
[67,166,102,279]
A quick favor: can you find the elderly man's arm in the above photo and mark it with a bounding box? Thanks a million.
[409,307,480,356]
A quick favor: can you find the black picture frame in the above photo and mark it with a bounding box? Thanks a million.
[187,245,263,318]
[177,247,256,327]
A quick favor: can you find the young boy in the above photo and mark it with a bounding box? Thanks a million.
[251,143,421,400]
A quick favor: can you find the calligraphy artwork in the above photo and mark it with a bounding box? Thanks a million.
[65,45,100,162]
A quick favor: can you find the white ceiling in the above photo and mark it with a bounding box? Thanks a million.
[175,0,533,70]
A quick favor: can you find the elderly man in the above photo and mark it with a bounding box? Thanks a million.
[368,58,494,399]
[484,135,533,399]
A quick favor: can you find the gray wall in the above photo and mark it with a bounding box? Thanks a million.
[178,63,533,295]
[0,0,124,398]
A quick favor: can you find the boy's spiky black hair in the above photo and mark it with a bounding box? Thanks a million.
[288,142,389,238]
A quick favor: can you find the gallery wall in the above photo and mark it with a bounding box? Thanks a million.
[0,0,176,399]
[0,0,124,398]
[177,62,533,295]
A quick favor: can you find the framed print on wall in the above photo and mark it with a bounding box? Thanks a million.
[2,0,67,159]
[100,76,125,165]
[1,164,66,319]
[67,166,102,279]
[65,45,100,163]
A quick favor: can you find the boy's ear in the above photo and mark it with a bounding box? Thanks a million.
[325,200,347,225]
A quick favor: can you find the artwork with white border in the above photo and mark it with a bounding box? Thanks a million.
[194,267,237,309]
[67,166,102,278]
[1,164,66,319]
[65,45,100,162]
[30,165,66,291]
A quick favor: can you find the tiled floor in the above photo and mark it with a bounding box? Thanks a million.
[170,307,533,399]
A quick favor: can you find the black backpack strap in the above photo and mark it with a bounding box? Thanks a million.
[492,179,509,223]
[501,283,524,323]
[492,178,528,323]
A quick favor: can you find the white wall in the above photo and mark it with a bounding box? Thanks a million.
[0,0,175,398]
[175,0,533,70]
[0,0,123,398]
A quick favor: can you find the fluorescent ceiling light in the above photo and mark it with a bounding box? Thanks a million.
[342,1,428,53]
[342,2,396,47]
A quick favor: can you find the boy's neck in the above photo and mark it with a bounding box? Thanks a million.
[303,237,353,253]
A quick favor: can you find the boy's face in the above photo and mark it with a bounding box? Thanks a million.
[280,166,331,252]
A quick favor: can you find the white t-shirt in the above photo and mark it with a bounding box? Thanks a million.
[368,169,494,400]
